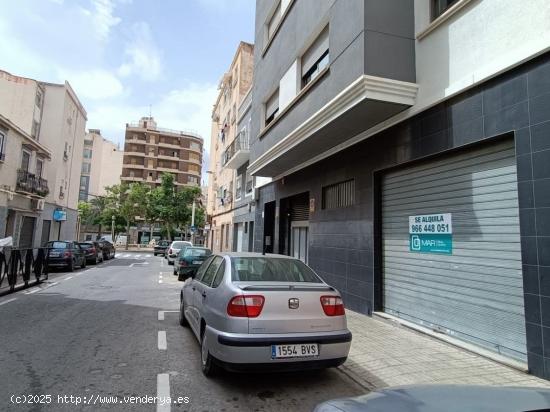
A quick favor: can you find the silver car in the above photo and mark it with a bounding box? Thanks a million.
[179,252,352,376]
[166,241,192,265]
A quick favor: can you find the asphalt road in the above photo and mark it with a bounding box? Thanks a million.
[0,251,365,412]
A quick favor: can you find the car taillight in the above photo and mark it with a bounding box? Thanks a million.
[64,251,72,258]
[227,295,265,318]
[169,248,172,254]
[320,296,345,316]
[179,259,187,266]
[90,247,96,253]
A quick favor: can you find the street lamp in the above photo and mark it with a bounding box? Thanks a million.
[111,215,115,242]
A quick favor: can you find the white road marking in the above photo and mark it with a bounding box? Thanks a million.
[129,262,150,267]
[156,373,170,412]
[158,331,167,350]
[161,258,164,267]
[123,254,131,258]
[134,254,142,258]
[49,282,59,287]
[24,288,41,294]
[64,276,74,280]
[157,310,178,321]
[0,298,17,306]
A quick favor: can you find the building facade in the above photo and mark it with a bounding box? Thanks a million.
[79,129,123,201]
[121,117,202,189]
[39,81,87,243]
[250,0,550,378]
[0,70,86,247]
[0,70,51,248]
[206,42,254,253]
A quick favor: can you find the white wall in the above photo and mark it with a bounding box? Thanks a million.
[414,0,550,107]
[0,71,41,137]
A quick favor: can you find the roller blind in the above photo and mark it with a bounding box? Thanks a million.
[301,26,329,76]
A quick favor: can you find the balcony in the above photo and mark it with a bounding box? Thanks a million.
[125,150,146,157]
[127,122,202,140]
[157,140,181,150]
[16,169,49,197]
[222,130,249,169]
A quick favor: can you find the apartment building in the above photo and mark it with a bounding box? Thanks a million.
[121,117,202,188]
[39,81,87,242]
[0,70,52,247]
[250,0,550,378]
[79,129,123,201]
[206,42,254,253]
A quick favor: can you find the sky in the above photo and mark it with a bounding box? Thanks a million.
[0,0,256,183]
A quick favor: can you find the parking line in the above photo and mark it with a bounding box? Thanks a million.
[158,331,167,350]
[24,287,41,294]
[0,298,17,306]
[64,276,74,280]
[156,373,170,412]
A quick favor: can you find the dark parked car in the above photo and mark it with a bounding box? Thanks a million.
[174,247,212,279]
[78,241,104,265]
[98,240,116,260]
[45,241,86,272]
[154,240,170,256]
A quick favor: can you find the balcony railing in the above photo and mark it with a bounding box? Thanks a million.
[16,170,49,197]
[222,130,250,169]
[126,122,202,140]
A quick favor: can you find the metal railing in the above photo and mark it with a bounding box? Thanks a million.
[222,131,249,166]
[126,123,202,140]
[16,169,49,197]
[0,247,49,295]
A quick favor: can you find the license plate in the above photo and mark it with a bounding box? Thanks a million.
[271,343,319,359]
[192,260,202,265]
[49,252,60,257]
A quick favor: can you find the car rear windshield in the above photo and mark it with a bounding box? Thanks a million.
[79,243,93,249]
[172,242,189,249]
[230,257,322,283]
[184,248,210,257]
[47,242,68,249]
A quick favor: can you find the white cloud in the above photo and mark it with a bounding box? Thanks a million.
[88,0,122,42]
[118,22,162,81]
[60,69,125,100]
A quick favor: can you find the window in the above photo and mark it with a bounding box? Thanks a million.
[245,170,253,196]
[235,174,242,199]
[188,164,200,174]
[31,120,40,138]
[0,130,5,161]
[81,162,91,174]
[80,175,90,191]
[188,176,199,185]
[225,224,229,248]
[231,257,322,283]
[189,152,200,162]
[35,90,43,107]
[302,26,329,87]
[84,139,93,146]
[267,2,281,40]
[322,179,355,209]
[83,148,92,159]
[21,150,31,172]
[36,158,44,178]
[196,256,215,280]
[200,256,223,286]
[264,89,279,127]
[211,260,226,288]
[432,0,459,20]
[190,142,200,151]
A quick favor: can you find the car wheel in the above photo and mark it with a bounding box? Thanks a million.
[179,299,188,327]
[67,259,74,272]
[200,328,218,377]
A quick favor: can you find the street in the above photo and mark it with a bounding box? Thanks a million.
[0,251,365,412]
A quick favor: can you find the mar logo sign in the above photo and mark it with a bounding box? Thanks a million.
[408,213,452,255]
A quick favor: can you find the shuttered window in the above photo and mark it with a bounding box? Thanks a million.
[322,179,355,209]
[265,89,279,126]
[301,26,329,87]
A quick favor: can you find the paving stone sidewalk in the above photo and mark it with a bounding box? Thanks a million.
[340,310,550,390]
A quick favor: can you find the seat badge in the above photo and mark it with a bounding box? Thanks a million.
[288,298,299,309]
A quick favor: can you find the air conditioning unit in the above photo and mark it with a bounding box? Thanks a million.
[31,198,45,211]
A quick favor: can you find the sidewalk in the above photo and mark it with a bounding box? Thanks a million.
[341,310,550,390]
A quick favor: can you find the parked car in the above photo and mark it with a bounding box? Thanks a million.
[167,241,192,265]
[78,241,104,265]
[98,240,116,260]
[313,385,550,412]
[45,241,86,272]
[154,240,171,256]
[174,247,212,278]
[179,252,351,377]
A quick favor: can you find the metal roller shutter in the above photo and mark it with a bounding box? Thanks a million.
[381,139,526,362]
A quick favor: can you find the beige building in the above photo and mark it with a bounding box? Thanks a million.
[121,116,202,188]
[206,42,254,253]
[0,70,86,246]
[79,129,123,201]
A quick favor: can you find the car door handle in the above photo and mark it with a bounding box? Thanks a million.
[201,291,207,298]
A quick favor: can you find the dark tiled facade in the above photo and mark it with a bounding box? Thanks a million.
[254,52,550,378]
